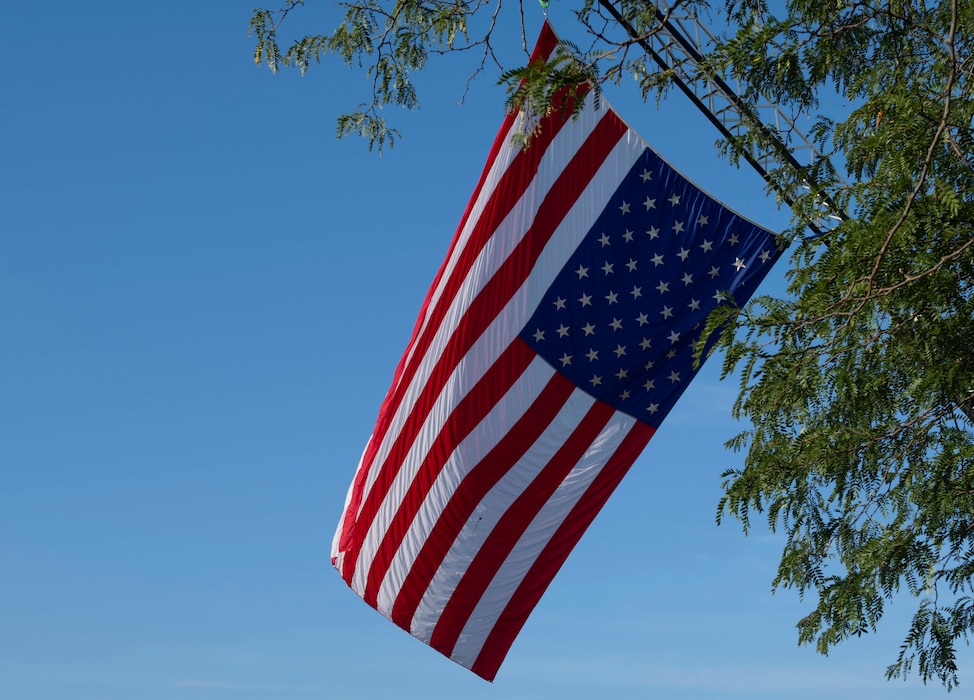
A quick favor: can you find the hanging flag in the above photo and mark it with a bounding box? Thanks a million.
[331,22,782,681]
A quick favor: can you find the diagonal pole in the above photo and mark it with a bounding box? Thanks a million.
[597,0,847,237]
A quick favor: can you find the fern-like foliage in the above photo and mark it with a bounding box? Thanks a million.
[713,0,974,689]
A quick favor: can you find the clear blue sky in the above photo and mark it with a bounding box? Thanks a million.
[1,2,962,698]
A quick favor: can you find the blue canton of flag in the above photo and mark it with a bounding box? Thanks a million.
[520,148,778,426]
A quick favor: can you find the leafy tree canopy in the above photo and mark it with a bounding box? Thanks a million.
[251,0,974,688]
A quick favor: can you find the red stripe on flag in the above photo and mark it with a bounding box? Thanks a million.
[428,398,617,656]
[361,340,536,607]
[468,419,656,680]
[340,109,628,584]
[388,366,578,629]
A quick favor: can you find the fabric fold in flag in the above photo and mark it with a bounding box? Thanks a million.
[331,21,783,681]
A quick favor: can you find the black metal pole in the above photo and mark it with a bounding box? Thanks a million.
[597,0,846,237]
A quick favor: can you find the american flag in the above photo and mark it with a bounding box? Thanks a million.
[331,22,782,681]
